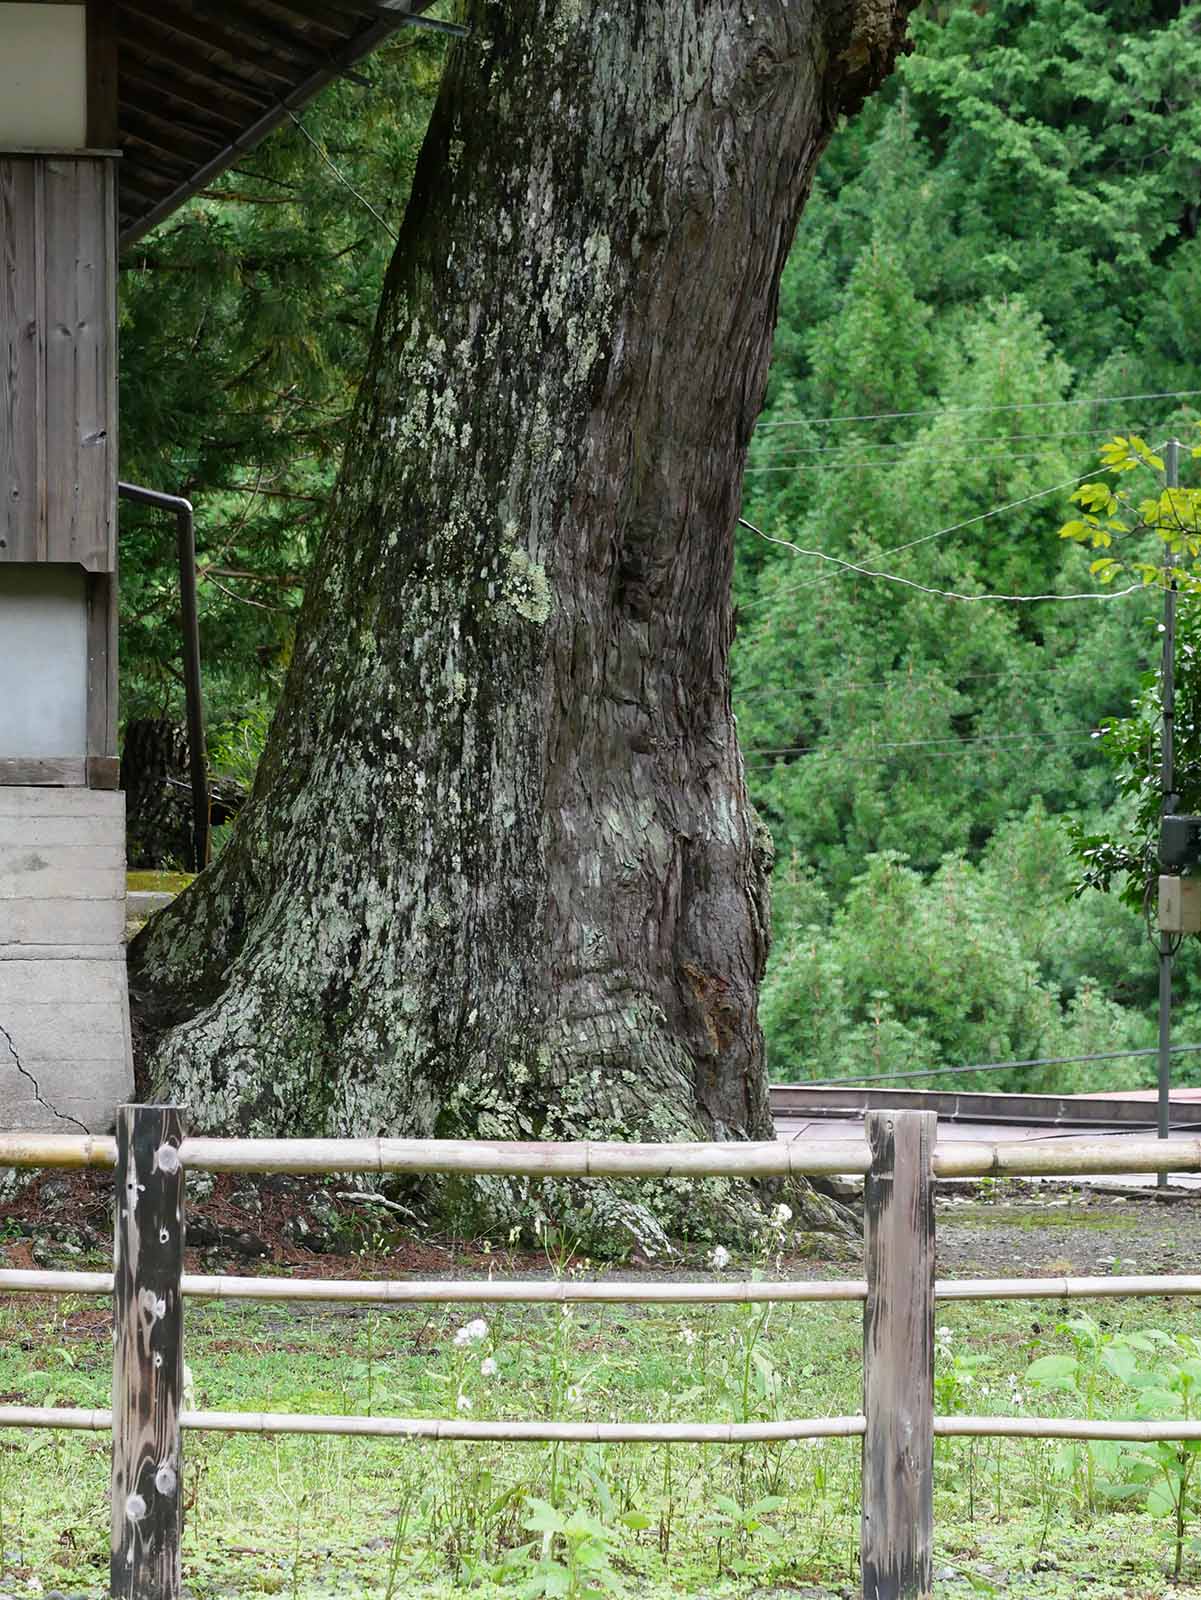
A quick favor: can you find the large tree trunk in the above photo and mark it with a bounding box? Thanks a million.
[129,0,912,1247]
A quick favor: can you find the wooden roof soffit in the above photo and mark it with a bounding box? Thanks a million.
[113,1,458,246]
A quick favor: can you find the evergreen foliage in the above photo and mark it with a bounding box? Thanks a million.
[118,32,447,743]
[736,0,1201,1085]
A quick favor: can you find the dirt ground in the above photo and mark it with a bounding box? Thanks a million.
[1,1169,1194,1284]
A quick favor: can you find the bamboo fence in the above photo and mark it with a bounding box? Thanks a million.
[2,1107,1200,1600]
[9,1266,1201,1305]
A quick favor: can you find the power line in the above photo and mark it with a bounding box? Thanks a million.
[748,425,1160,458]
[733,663,1078,701]
[745,450,1100,476]
[739,515,1147,606]
[281,106,399,243]
[790,1044,1201,1088]
[744,734,1107,770]
[736,461,1122,613]
[748,728,1100,758]
[755,387,1201,432]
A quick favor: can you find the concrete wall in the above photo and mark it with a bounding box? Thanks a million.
[0,787,131,1132]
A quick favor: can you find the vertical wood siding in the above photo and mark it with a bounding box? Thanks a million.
[0,154,116,571]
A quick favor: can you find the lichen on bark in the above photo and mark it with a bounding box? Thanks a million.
[129,0,914,1248]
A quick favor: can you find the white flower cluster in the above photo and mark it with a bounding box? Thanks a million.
[453,1318,488,1347]
[711,1245,731,1271]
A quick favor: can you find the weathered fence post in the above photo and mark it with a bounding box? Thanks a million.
[861,1110,936,1600]
[111,1105,186,1600]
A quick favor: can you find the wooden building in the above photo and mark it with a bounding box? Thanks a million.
[1,0,437,1131]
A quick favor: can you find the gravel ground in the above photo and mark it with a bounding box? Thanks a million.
[933,1179,1201,1281]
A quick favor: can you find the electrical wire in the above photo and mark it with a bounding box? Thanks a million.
[743,734,1106,770]
[755,387,1201,431]
[739,517,1146,606]
[736,460,1128,612]
[790,1044,1201,1087]
[733,663,1079,701]
[748,728,1101,757]
[744,450,1096,475]
[748,425,1162,458]
[281,106,400,243]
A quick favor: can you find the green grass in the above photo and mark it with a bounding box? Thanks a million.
[2,1280,1201,1596]
[125,871,194,895]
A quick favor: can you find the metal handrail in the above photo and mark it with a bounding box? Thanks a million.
[117,480,209,871]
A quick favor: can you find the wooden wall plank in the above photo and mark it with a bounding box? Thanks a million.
[87,570,119,763]
[861,1110,936,1600]
[87,1,121,148]
[44,158,114,570]
[0,159,43,561]
[0,758,88,786]
[0,154,115,572]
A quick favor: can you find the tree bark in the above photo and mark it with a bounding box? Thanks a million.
[129,0,913,1247]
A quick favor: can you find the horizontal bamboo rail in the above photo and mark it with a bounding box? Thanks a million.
[936,1274,1201,1301]
[0,1133,116,1168]
[9,1267,1201,1307]
[182,1136,872,1177]
[934,1135,1201,1178]
[936,1417,1201,1442]
[0,1269,871,1304]
[2,1129,1199,1179]
[9,1406,1201,1446]
[0,1405,866,1443]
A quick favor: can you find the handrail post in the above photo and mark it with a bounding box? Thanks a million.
[861,1110,936,1600]
[111,1105,187,1600]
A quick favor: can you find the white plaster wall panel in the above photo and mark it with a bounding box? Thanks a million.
[0,565,89,757]
[0,6,87,147]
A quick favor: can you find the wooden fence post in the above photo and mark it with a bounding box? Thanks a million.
[111,1105,186,1600]
[861,1110,936,1600]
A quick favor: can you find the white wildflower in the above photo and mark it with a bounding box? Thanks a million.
[680,1326,697,1348]
[456,1392,473,1412]
[480,1357,498,1378]
[773,1203,793,1227]
[711,1245,731,1271]
[453,1318,488,1347]
[566,1384,582,1405]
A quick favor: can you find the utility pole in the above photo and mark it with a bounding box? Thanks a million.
[1157,438,1180,1189]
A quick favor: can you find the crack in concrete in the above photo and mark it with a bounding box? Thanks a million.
[0,1019,89,1135]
